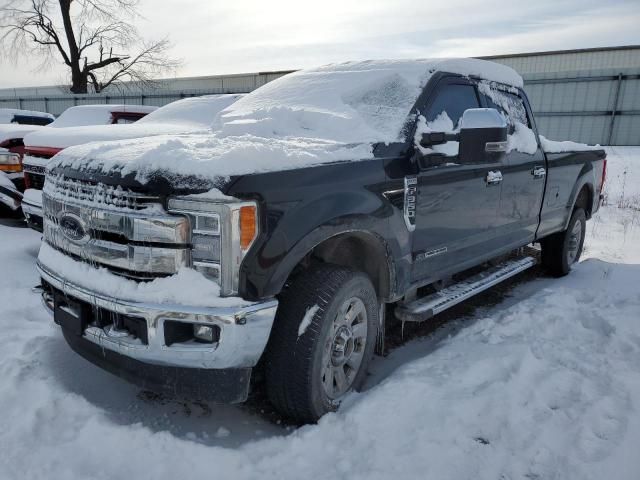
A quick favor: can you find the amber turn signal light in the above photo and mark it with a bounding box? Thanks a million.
[239,205,257,250]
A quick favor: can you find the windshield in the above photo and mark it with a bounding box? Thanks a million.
[138,95,243,128]
[216,60,439,144]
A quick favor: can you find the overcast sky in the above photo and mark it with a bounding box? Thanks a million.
[1,0,639,88]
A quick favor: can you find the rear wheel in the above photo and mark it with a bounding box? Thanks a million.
[264,265,378,423]
[541,208,586,277]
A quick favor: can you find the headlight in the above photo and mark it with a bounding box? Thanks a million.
[168,197,259,296]
[0,152,21,172]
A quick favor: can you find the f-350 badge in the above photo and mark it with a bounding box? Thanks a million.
[404,176,417,232]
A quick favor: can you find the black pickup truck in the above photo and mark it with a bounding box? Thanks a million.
[37,59,606,423]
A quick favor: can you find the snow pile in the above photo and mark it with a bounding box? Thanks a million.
[51,59,522,183]
[48,104,156,128]
[0,108,54,124]
[24,95,243,150]
[38,242,249,308]
[540,135,602,153]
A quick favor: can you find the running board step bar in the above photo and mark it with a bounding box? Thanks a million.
[395,256,538,322]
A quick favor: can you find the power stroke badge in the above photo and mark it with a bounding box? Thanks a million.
[404,176,417,232]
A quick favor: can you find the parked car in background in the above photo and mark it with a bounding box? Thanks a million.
[21,95,243,230]
[0,108,54,126]
[0,123,48,194]
[0,156,23,216]
[0,104,155,215]
[36,59,606,423]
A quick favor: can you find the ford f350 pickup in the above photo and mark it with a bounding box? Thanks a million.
[36,58,606,423]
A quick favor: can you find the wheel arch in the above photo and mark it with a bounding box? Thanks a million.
[563,170,596,231]
[573,184,594,218]
[269,228,396,302]
[310,231,395,300]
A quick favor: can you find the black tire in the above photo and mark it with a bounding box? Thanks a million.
[264,265,378,423]
[541,208,586,277]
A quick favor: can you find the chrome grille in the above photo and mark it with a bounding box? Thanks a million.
[44,174,160,211]
[42,175,191,279]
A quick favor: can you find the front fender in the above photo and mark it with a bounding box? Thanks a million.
[229,160,394,300]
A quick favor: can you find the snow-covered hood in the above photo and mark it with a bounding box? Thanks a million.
[51,132,372,190]
[23,122,208,150]
[0,124,44,145]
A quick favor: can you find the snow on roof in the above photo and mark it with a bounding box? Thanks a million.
[540,136,602,153]
[216,58,522,144]
[0,108,54,124]
[138,95,244,128]
[49,104,157,128]
[24,95,243,149]
[53,58,523,184]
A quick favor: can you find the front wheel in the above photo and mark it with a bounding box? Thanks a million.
[264,265,378,423]
[541,208,587,277]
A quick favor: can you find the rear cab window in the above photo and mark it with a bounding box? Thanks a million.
[477,81,539,155]
[477,82,531,131]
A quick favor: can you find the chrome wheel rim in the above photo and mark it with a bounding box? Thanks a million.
[567,220,583,265]
[321,297,368,399]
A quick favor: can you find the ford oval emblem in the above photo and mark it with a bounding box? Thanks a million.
[59,213,89,244]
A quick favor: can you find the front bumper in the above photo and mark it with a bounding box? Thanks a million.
[38,261,278,402]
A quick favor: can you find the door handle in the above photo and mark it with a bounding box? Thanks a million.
[486,170,503,185]
[531,166,546,178]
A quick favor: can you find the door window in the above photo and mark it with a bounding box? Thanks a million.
[426,83,480,128]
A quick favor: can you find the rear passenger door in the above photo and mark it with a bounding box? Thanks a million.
[411,77,503,284]
[479,84,547,249]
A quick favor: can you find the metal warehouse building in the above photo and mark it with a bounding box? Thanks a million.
[485,46,640,146]
[0,45,638,145]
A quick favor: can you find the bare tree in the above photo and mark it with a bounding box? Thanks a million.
[0,0,180,93]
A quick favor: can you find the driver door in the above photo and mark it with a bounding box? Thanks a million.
[411,78,505,284]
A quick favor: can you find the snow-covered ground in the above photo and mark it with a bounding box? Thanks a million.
[0,148,638,479]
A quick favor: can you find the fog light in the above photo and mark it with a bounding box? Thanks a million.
[193,324,215,343]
